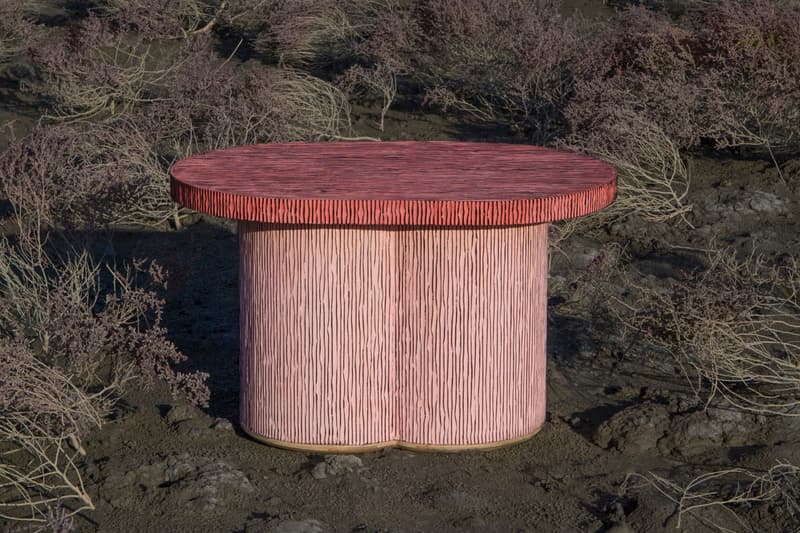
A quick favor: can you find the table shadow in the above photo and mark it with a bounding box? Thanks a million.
[75,217,242,422]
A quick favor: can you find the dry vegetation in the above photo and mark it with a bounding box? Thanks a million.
[562,110,693,228]
[0,246,191,524]
[621,247,800,416]
[696,0,800,154]
[623,463,800,530]
[0,226,209,527]
[1,0,799,529]
[557,240,800,527]
[414,0,582,143]
[0,3,39,65]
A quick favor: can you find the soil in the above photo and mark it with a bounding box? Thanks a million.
[2,6,800,531]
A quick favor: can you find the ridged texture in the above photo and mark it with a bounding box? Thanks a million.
[171,141,616,226]
[397,224,547,444]
[240,222,547,447]
[240,223,396,445]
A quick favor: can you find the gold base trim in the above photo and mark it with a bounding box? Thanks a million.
[241,425,543,453]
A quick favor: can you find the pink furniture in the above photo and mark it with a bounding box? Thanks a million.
[170,141,616,452]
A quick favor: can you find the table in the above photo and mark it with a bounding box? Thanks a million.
[170,141,616,453]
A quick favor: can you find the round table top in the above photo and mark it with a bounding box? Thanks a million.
[169,141,616,226]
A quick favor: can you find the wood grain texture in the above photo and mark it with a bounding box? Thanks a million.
[171,141,616,226]
[239,222,547,448]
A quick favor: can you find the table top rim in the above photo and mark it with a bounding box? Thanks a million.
[169,141,617,226]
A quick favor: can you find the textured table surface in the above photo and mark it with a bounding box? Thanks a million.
[170,141,616,226]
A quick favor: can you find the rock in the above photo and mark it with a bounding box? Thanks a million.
[165,404,197,425]
[311,455,364,479]
[705,189,787,217]
[640,388,701,414]
[163,453,197,483]
[101,453,253,512]
[174,420,204,436]
[310,463,328,480]
[566,236,605,269]
[748,191,785,213]
[270,519,325,533]
[658,407,766,457]
[177,460,255,511]
[593,403,671,454]
[594,400,768,457]
[722,190,786,214]
[211,418,234,431]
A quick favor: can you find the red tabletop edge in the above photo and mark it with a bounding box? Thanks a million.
[169,141,616,226]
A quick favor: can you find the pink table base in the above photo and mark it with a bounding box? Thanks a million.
[239,222,548,451]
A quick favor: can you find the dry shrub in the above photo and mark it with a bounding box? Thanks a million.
[25,15,184,121]
[135,54,359,222]
[257,0,418,70]
[0,124,137,232]
[0,228,208,528]
[623,463,800,531]
[0,233,210,407]
[0,120,190,232]
[12,0,375,228]
[562,110,693,231]
[255,0,352,66]
[572,243,800,529]
[16,31,359,230]
[0,0,40,64]
[621,247,800,416]
[83,116,194,230]
[336,61,396,132]
[554,241,629,315]
[547,218,585,258]
[567,5,703,151]
[558,7,699,239]
[0,339,105,527]
[694,0,800,155]
[414,0,582,142]
[333,0,419,130]
[558,9,697,240]
[254,0,418,127]
[569,1,800,166]
[139,35,363,217]
[266,68,356,140]
[163,41,359,146]
[97,0,226,38]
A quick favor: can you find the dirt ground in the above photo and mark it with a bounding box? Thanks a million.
[16,103,787,533]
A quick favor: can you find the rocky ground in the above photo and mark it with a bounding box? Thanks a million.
[16,104,788,533]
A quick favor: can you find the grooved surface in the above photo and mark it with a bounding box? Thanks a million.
[239,222,547,447]
[397,224,547,444]
[171,141,616,226]
[239,223,395,445]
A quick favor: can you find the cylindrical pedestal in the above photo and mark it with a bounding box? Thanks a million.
[239,222,548,452]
